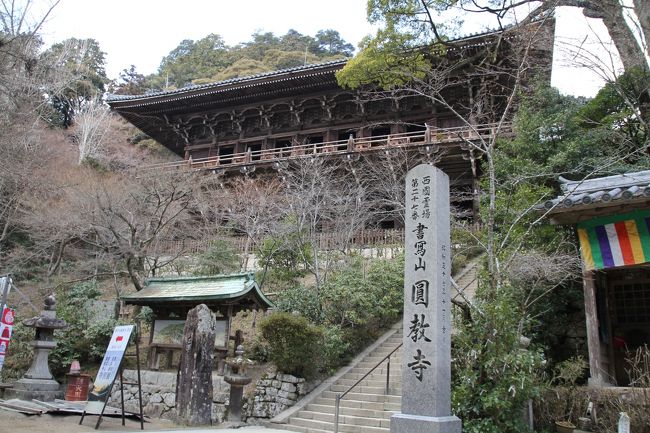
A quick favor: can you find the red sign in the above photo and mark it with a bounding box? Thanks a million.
[0,325,10,339]
[1,307,14,325]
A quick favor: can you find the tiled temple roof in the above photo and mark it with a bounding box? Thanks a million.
[543,171,650,224]
[122,272,273,309]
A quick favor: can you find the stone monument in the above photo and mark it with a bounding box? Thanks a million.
[6,295,68,401]
[175,303,216,426]
[391,164,461,433]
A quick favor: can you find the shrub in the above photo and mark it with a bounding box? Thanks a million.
[452,285,547,433]
[193,239,239,275]
[257,229,312,284]
[49,281,118,378]
[1,281,119,381]
[272,255,404,373]
[321,325,350,373]
[274,285,324,324]
[321,254,403,329]
[246,336,270,363]
[0,321,35,381]
[259,312,323,378]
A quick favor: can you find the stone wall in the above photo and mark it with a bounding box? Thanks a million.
[108,369,230,423]
[243,371,317,423]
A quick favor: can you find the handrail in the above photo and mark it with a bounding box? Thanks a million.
[334,342,403,433]
[141,122,512,172]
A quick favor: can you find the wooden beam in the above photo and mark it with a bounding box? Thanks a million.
[583,270,609,386]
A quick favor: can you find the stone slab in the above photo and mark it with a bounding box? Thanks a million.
[401,164,453,418]
[391,413,462,433]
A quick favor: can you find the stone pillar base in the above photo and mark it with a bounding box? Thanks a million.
[5,378,63,402]
[391,413,462,433]
[5,387,63,402]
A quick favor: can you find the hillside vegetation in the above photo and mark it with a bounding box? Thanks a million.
[2,2,649,432]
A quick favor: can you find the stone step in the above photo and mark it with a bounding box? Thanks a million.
[374,338,402,344]
[360,356,402,365]
[365,357,401,365]
[305,403,396,420]
[279,424,331,433]
[370,343,402,352]
[372,342,402,351]
[288,417,390,433]
[383,401,401,411]
[321,391,402,404]
[298,410,391,428]
[273,326,405,433]
[312,397,398,412]
[347,364,402,373]
[330,384,401,395]
[356,362,402,370]
[342,370,402,380]
[335,378,402,389]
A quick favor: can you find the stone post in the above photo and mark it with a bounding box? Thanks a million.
[175,304,216,426]
[391,164,461,433]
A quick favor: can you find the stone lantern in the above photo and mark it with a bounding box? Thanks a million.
[7,295,68,401]
[224,345,253,422]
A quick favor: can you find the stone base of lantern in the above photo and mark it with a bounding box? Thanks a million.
[391,413,462,433]
[6,377,63,401]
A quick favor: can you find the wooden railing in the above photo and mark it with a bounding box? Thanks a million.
[156,229,405,255]
[144,122,511,172]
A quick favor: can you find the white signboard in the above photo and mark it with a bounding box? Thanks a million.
[85,325,134,414]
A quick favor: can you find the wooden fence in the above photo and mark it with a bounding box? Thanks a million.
[157,229,405,255]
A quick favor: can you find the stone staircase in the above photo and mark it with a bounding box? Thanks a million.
[271,325,403,433]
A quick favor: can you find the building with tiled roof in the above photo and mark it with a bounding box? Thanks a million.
[545,170,650,386]
[107,19,555,224]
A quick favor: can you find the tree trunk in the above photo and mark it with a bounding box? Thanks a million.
[596,0,647,71]
[557,0,648,71]
[125,256,144,291]
[632,0,650,59]
[175,304,216,426]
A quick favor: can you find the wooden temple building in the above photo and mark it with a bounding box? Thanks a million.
[107,20,555,225]
[545,171,650,386]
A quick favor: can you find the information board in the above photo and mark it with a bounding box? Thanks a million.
[85,325,134,414]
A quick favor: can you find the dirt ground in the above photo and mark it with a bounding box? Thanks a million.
[0,409,178,433]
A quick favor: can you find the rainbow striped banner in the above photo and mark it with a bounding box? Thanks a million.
[577,209,650,270]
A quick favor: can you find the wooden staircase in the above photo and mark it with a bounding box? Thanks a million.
[272,326,403,433]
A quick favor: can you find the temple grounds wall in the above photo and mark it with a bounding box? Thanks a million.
[108,369,230,423]
[243,371,317,423]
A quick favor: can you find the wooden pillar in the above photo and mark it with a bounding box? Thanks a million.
[583,270,608,386]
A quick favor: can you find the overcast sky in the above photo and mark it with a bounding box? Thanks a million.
[36,0,624,97]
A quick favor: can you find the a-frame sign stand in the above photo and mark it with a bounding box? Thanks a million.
[79,325,144,430]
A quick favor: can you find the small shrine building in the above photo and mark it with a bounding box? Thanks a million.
[121,273,273,370]
[545,170,650,386]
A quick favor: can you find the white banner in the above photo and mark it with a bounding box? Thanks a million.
[85,325,134,414]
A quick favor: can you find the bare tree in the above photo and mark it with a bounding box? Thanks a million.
[74,169,199,291]
[73,99,112,164]
[0,0,64,255]
[196,174,284,271]
[273,156,376,290]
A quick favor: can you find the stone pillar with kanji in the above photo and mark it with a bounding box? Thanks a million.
[391,164,461,433]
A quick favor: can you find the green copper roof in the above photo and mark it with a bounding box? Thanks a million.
[121,272,273,308]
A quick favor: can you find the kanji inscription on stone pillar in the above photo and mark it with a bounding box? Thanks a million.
[391,164,461,433]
